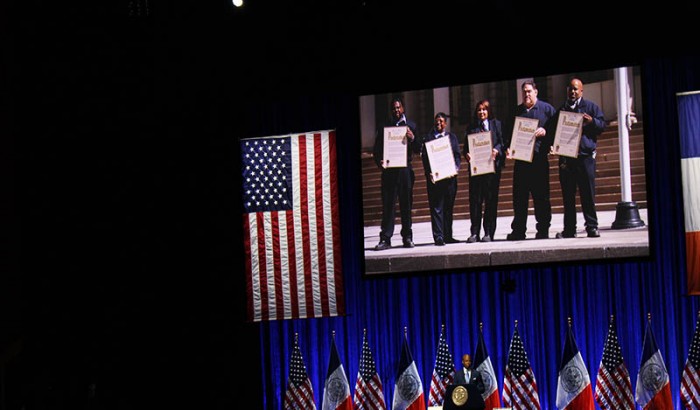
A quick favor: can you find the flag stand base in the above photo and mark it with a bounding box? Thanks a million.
[611,201,645,229]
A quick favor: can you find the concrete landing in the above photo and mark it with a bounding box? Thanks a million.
[363,209,649,275]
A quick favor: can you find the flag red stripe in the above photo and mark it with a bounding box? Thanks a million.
[645,383,672,409]
[286,210,299,319]
[566,387,595,409]
[243,215,254,321]
[256,212,269,321]
[328,130,344,314]
[271,211,284,320]
[313,134,330,317]
[484,392,501,410]
[297,136,314,318]
[406,393,426,410]
[483,390,501,410]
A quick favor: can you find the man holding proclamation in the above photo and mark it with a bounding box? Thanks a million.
[553,78,605,239]
[419,112,461,246]
[505,81,557,241]
[372,97,420,250]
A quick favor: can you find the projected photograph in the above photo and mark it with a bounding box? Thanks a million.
[359,66,650,275]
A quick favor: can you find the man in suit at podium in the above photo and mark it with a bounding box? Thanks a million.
[453,354,485,393]
[444,354,486,410]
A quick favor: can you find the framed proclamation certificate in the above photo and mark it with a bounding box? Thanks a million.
[425,137,457,182]
[466,131,495,176]
[382,126,408,168]
[552,112,584,158]
[509,116,539,162]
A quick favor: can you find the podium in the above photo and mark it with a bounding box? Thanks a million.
[442,384,485,410]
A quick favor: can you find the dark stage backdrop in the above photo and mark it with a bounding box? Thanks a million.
[247,56,700,409]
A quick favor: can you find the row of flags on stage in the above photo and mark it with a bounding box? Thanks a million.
[284,314,700,409]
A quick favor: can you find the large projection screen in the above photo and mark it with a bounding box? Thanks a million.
[359,66,649,276]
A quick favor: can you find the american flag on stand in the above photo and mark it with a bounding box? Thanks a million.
[681,311,700,408]
[594,316,634,409]
[428,325,455,407]
[241,130,345,322]
[502,323,540,409]
[284,334,317,409]
[354,330,386,410]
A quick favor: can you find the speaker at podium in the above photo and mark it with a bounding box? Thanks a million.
[442,383,485,410]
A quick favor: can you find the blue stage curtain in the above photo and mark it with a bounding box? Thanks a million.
[255,56,700,409]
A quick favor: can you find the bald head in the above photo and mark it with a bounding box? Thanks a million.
[461,354,472,369]
[567,78,584,103]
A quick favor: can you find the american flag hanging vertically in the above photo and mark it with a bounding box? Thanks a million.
[284,335,317,410]
[354,331,386,410]
[595,317,634,409]
[241,130,344,322]
[681,311,700,409]
[502,325,540,410]
[428,325,455,406]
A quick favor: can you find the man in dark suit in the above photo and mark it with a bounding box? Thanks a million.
[453,354,485,393]
[553,78,606,239]
[419,112,461,246]
[372,97,420,251]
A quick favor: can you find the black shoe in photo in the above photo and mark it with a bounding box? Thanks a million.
[506,232,526,241]
[374,240,391,251]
